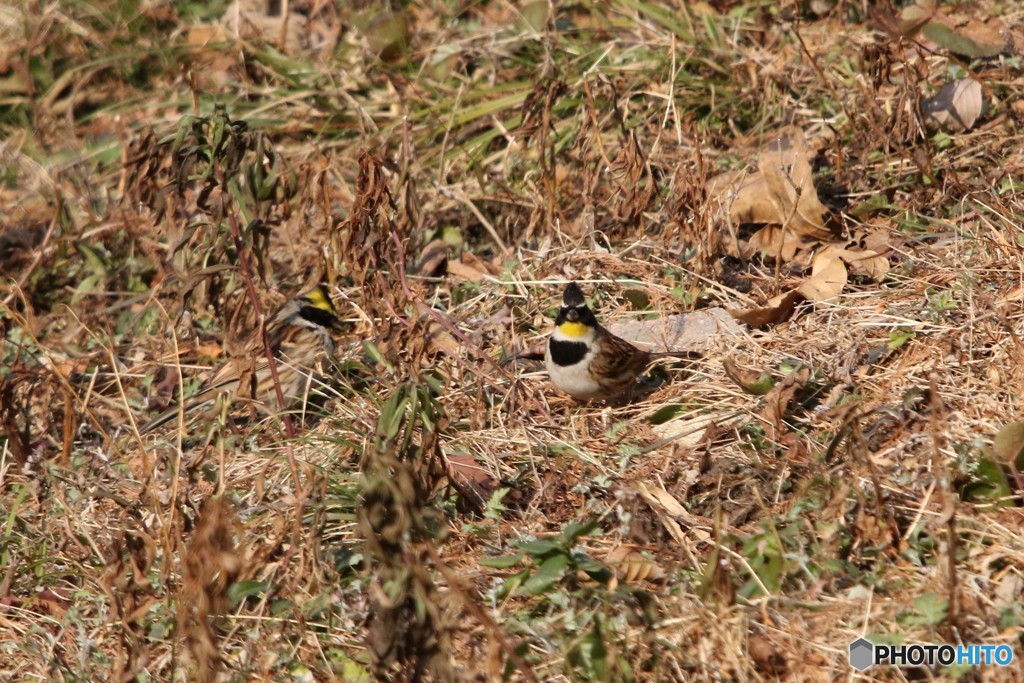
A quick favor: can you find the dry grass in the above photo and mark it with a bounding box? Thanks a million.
[2,0,1024,681]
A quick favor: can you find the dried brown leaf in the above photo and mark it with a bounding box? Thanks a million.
[797,247,848,302]
[923,78,984,133]
[606,546,667,583]
[707,169,779,225]
[633,481,713,543]
[424,319,462,358]
[759,366,810,441]
[748,634,788,676]
[897,0,936,37]
[447,454,498,514]
[747,224,813,261]
[759,126,834,241]
[447,259,487,283]
[730,290,804,327]
[830,247,890,281]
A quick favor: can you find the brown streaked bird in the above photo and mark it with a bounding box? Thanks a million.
[140,285,342,434]
[544,282,684,402]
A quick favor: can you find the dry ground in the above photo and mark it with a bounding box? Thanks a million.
[2,1,1024,681]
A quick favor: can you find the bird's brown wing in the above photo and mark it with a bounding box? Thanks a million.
[589,330,652,396]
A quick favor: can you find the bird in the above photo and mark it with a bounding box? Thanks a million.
[140,285,343,434]
[545,281,684,402]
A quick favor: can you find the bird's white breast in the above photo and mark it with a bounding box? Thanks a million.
[545,330,604,400]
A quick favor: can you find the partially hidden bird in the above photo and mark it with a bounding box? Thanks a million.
[140,285,342,434]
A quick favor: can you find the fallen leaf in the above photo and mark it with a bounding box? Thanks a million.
[605,546,667,583]
[748,634,788,676]
[708,127,837,259]
[992,423,1024,469]
[356,9,411,61]
[633,481,715,542]
[458,250,499,280]
[447,454,500,515]
[196,341,224,359]
[730,289,804,327]
[896,0,937,37]
[707,169,779,226]
[759,126,835,240]
[797,247,848,302]
[923,78,984,133]
[448,453,495,489]
[447,259,487,282]
[747,224,809,261]
[424,319,462,358]
[759,366,810,441]
[516,0,549,33]
[923,18,1006,58]
[830,247,890,280]
[723,358,775,395]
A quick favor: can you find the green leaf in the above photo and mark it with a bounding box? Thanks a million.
[960,456,1013,507]
[922,21,1004,58]
[480,552,525,569]
[561,519,599,544]
[900,593,948,626]
[523,553,571,594]
[571,624,609,680]
[887,328,915,350]
[517,1,549,33]
[228,579,269,601]
[269,598,293,616]
[753,553,783,595]
[576,554,614,584]
[992,423,1024,469]
[622,288,651,310]
[378,391,408,442]
[647,403,690,425]
[326,650,372,682]
[519,538,563,557]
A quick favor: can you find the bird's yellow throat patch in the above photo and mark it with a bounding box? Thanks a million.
[557,321,589,338]
[306,287,335,313]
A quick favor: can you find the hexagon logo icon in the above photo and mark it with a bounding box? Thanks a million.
[849,638,875,671]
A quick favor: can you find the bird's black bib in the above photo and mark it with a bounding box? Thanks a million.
[548,339,588,367]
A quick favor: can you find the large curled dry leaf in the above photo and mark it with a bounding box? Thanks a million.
[707,169,778,226]
[707,126,836,261]
[797,247,848,302]
[923,78,984,133]
[759,126,834,241]
[829,246,890,281]
[747,223,809,262]
[730,290,804,327]
[896,0,937,37]
[605,546,667,583]
[730,246,851,326]
[923,17,1006,58]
